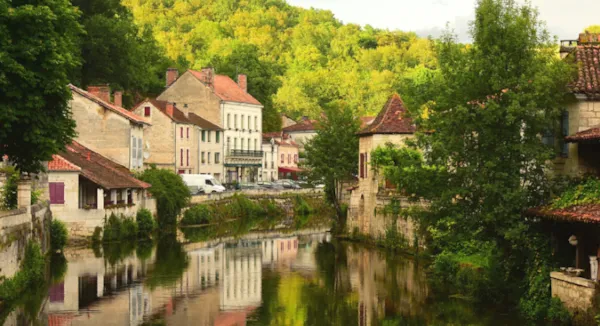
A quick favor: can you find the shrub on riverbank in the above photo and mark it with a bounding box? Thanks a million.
[102,213,137,242]
[50,219,68,251]
[0,242,45,302]
[181,204,213,225]
[0,167,18,210]
[136,209,155,238]
[137,166,190,228]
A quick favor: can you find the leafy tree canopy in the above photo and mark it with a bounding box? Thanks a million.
[122,0,437,130]
[584,25,600,33]
[0,0,81,173]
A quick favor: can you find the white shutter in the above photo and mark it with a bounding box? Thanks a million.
[132,137,137,168]
[138,138,143,168]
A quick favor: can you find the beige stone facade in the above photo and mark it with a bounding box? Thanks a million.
[286,130,317,151]
[198,129,224,180]
[261,141,279,182]
[550,271,596,312]
[70,89,146,170]
[132,100,178,170]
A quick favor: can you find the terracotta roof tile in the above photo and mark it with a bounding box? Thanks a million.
[48,155,81,172]
[134,99,223,130]
[69,85,150,125]
[189,70,262,106]
[55,141,150,189]
[565,125,600,142]
[282,118,318,132]
[527,204,600,224]
[188,113,223,130]
[571,45,600,96]
[357,94,416,135]
[360,116,375,129]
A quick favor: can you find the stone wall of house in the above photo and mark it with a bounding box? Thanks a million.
[286,131,317,151]
[71,91,136,169]
[197,129,224,179]
[157,71,223,126]
[550,271,597,312]
[133,101,177,170]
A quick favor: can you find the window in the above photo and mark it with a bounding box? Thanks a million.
[49,182,65,204]
[561,111,569,157]
[186,127,189,139]
[208,131,211,142]
[288,154,291,163]
[216,131,220,143]
[248,139,250,150]
[234,114,238,129]
[132,137,137,165]
[202,130,206,142]
[215,152,220,164]
[180,149,183,166]
[137,138,142,168]
[144,106,150,117]
[254,116,258,130]
[248,116,251,130]
[206,179,214,186]
[281,154,284,163]
[207,152,211,164]
[241,115,245,129]
[227,114,231,129]
[186,149,189,166]
[201,152,206,164]
[294,154,298,163]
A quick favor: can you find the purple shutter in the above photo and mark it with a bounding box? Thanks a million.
[57,183,64,204]
[49,183,56,204]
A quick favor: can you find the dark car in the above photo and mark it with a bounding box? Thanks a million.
[274,179,301,189]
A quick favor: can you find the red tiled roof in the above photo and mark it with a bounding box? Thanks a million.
[263,131,283,139]
[527,204,600,224]
[55,141,150,189]
[189,70,262,106]
[571,45,600,96]
[565,125,600,142]
[360,116,375,129]
[69,84,150,125]
[134,99,223,130]
[357,94,416,135]
[48,155,81,172]
[188,113,223,130]
[282,118,318,132]
[276,139,299,147]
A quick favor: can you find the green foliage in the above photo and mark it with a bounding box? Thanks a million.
[30,188,41,205]
[102,213,138,242]
[584,25,600,33]
[92,226,102,244]
[293,195,313,216]
[137,167,190,228]
[1,167,18,210]
[259,199,286,220]
[0,0,80,173]
[50,220,68,251]
[121,217,138,239]
[71,0,172,103]
[145,235,188,289]
[550,177,600,209]
[181,204,213,226]
[0,242,45,302]
[304,105,359,225]
[136,208,156,238]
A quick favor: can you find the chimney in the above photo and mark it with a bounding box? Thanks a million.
[182,103,189,117]
[201,67,215,88]
[166,102,174,117]
[113,91,123,107]
[237,74,247,93]
[87,85,110,103]
[166,68,179,87]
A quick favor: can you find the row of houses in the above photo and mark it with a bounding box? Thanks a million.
[347,32,600,313]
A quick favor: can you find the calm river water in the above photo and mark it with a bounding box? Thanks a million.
[6,228,522,325]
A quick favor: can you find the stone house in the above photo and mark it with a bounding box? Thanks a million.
[48,141,155,236]
[348,94,419,244]
[282,117,318,152]
[69,85,149,170]
[277,139,301,180]
[157,68,263,183]
[132,99,223,179]
[260,134,280,182]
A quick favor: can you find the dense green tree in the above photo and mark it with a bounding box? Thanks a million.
[0,0,81,174]
[371,0,572,321]
[71,0,171,106]
[304,104,359,229]
[136,167,190,228]
[584,25,600,33]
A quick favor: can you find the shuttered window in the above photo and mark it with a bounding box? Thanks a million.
[359,153,365,179]
[561,111,569,157]
[49,182,65,204]
[144,106,150,117]
[180,149,183,166]
[186,149,189,166]
[137,138,143,167]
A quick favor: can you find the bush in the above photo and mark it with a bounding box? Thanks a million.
[0,241,45,302]
[136,167,190,228]
[1,167,18,210]
[50,219,68,251]
[103,213,122,242]
[259,199,285,220]
[120,217,138,239]
[91,226,102,243]
[30,188,42,205]
[181,205,213,226]
[136,209,155,238]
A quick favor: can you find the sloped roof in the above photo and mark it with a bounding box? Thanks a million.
[48,155,81,172]
[69,84,150,125]
[282,118,318,132]
[189,70,262,106]
[360,116,375,128]
[188,113,223,130]
[276,139,299,147]
[565,125,600,143]
[571,45,600,96]
[263,131,283,139]
[527,204,600,224]
[134,99,223,130]
[51,141,150,190]
[357,94,416,136]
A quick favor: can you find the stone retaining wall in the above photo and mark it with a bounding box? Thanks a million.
[551,271,597,312]
[190,188,323,205]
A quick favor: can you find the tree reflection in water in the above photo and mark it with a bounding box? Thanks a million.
[144,235,189,289]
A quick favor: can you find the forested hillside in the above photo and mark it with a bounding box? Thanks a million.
[122,0,437,131]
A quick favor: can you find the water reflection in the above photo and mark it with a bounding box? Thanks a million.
[37,230,518,326]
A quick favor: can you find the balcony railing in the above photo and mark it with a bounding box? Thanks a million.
[228,149,264,158]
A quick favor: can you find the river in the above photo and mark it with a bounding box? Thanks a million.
[3,228,522,325]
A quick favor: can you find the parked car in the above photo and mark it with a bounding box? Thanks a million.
[274,179,301,189]
[239,183,261,190]
[258,182,284,190]
[181,174,226,194]
[314,183,325,189]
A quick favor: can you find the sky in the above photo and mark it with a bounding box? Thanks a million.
[286,0,600,42]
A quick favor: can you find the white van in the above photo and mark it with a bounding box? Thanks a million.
[181,174,226,194]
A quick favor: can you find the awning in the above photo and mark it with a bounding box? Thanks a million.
[278,167,303,173]
[224,163,262,167]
